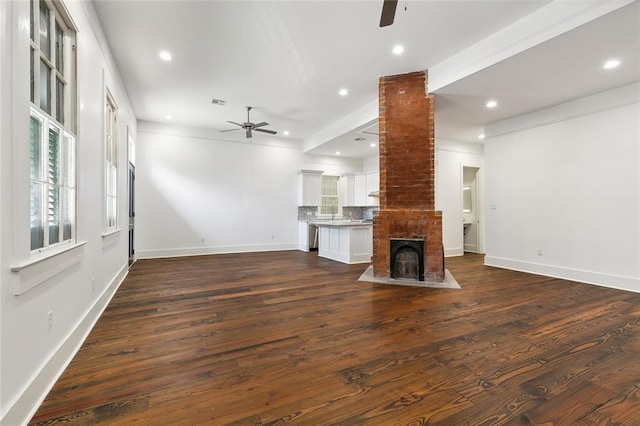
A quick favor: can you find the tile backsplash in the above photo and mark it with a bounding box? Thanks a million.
[298,206,378,221]
[298,206,319,220]
[343,206,379,220]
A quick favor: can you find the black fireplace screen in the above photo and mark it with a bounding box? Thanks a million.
[390,239,425,281]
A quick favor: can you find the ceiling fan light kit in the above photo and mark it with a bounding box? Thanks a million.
[220,106,278,139]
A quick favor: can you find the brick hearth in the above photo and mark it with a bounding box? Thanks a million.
[372,71,444,282]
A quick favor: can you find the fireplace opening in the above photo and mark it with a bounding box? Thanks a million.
[390,239,424,281]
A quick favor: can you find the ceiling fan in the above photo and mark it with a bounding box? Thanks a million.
[220,106,277,139]
[379,0,399,27]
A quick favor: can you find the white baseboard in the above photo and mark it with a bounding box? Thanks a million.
[484,256,640,294]
[137,243,299,259]
[445,247,464,257]
[2,264,129,426]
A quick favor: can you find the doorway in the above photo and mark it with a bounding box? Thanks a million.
[462,166,480,253]
[128,162,135,266]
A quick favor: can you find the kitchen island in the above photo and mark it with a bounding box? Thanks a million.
[312,221,373,264]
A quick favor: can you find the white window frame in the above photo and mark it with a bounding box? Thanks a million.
[104,89,119,232]
[29,0,77,253]
[319,175,340,216]
[29,110,76,251]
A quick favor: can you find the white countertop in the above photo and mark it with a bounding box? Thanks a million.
[310,220,373,227]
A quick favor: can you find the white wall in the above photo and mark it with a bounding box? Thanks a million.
[0,1,136,424]
[484,85,640,292]
[436,139,484,257]
[136,121,361,258]
[0,1,8,418]
[362,153,379,173]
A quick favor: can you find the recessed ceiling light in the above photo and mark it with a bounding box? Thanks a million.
[392,45,404,55]
[339,88,348,96]
[165,115,172,120]
[603,59,621,69]
[335,151,341,155]
[159,51,172,61]
[370,143,377,147]
[478,134,486,140]
[486,100,498,108]
[283,130,290,136]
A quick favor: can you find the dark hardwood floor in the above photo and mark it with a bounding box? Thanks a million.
[30,252,640,425]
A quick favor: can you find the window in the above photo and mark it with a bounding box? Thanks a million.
[29,0,77,251]
[105,91,118,231]
[320,175,339,215]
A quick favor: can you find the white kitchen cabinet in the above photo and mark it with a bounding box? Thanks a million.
[354,174,367,206]
[366,172,379,206]
[342,173,356,206]
[342,172,379,206]
[298,221,309,252]
[366,172,379,193]
[317,223,372,264]
[298,170,323,206]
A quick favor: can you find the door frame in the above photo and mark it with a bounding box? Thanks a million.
[461,164,484,254]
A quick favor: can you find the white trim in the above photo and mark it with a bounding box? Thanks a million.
[303,100,378,153]
[1,264,128,426]
[101,227,121,250]
[101,227,121,238]
[485,82,640,139]
[445,248,463,257]
[436,138,484,155]
[11,241,87,295]
[428,0,635,92]
[137,243,299,259]
[485,256,640,294]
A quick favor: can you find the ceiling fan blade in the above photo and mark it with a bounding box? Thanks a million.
[254,128,277,135]
[220,128,240,133]
[379,0,398,27]
[227,121,244,127]
[253,122,269,128]
[246,128,252,138]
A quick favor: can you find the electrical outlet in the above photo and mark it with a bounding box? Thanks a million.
[200,237,205,243]
[47,311,53,331]
[271,235,275,240]
[537,249,543,256]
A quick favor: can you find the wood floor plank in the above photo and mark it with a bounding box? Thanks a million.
[30,252,640,425]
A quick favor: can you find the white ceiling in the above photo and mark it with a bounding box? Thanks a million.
[93,0,640,159]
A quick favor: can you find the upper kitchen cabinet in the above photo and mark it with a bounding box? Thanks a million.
[354,175,367,206]
[298,170,323,206]
[342,172,379,206]
[367,172,380,206]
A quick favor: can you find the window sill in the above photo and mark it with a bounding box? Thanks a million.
[102,228,121,238]
[11,241,87,295]
[102,228,121,249]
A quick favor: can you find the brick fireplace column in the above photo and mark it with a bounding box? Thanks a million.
[372,71,444,282]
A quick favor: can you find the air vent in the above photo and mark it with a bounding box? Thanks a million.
[358,122,379,136]
[211,98,227,106]
[354,137,366,141]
